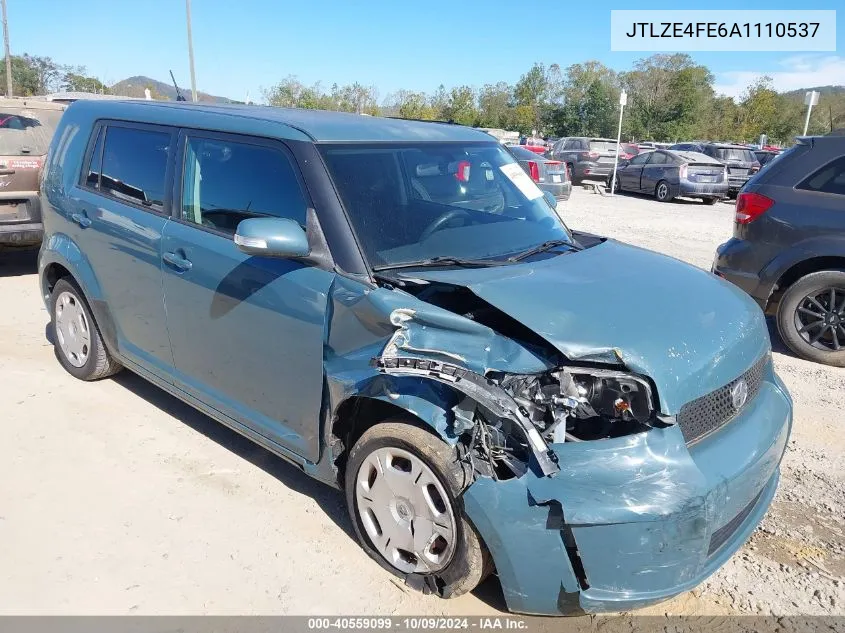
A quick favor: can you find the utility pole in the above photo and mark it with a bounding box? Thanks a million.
[609,90,627,196]
[2,0,12,97]
[185,0,197,102]
[803,90,819,136]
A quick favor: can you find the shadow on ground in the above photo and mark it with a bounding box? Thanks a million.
[0,247,38,277]
[107,368,511,612]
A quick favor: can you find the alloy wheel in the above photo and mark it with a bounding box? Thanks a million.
[657,182,669,200]
[355,446,457,575]
[794,286,845,351]
[54,291,90,367]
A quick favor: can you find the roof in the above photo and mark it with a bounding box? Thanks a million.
[65,100,493,143]
[669,150,722,164]
[0,97,66,111]
[44,91,143,103]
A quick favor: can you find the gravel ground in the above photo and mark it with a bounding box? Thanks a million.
[0,186,842,617]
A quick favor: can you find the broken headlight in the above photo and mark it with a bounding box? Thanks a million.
[498,368,658,443]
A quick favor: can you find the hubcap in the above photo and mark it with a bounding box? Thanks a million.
[657,183,668,199]
[55,291,90,367]
[355,447,457,574]
[794,286,845,352]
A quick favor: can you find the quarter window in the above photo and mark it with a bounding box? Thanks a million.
[85,127,104,189]
[180,136,307,236]
[797,156,845,196]
[95,126,170,208]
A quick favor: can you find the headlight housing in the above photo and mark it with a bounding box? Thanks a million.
[497,367,660,443]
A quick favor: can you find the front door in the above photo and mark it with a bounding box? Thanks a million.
[161,131,333,462]
[620,152,650,191]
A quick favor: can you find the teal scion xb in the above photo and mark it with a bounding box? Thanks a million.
[39,100,792,615]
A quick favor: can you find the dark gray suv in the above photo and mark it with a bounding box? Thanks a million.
[713,134,845,366]
[549,137,618,184]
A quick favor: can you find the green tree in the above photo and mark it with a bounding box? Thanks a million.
[63,71,109,94]
[477,82,513,128]
[443,85,477,125]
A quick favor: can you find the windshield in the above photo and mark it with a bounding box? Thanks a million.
[715,147,756,163]
[0,107,63,156]
[320,142,571,269]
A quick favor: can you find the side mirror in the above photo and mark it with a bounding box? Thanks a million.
[543,191,557,209]
[234,217,309,258]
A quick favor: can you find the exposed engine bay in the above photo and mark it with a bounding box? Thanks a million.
[373,277,670,480]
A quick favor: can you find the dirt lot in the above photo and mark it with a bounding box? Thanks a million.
[1,187,843,617]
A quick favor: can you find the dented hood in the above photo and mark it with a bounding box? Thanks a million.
[398,239,770,414]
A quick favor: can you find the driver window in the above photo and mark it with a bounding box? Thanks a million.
[181,136,307,236]
[629,152,651,165]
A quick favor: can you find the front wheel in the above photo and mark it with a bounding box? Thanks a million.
[345,422,490,598]
[655,180,674,202]
[777,270,845,367]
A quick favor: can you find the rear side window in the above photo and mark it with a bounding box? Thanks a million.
[180,135,308,236]
[648,152,668,165]
[87,125,170,209]
[797,156,845,196]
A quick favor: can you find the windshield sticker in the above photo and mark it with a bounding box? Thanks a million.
[10,159,40,170]
[500,163,543,200]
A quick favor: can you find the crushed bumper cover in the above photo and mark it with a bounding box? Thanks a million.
[462,373,791,615]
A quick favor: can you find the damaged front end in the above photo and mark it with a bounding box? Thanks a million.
[363,299,790,616]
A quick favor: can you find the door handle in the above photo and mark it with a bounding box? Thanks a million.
[163,251,193,272]
[70,212,92,228]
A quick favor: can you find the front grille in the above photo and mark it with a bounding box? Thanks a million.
[708,487,765,556]
[677,354,769,444]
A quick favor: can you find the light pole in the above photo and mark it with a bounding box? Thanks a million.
[1,0,12,97]
[802,90,819,136]
[185,0,197,102]
[609,90,627,196]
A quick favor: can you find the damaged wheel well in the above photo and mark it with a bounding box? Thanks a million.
[330,396,442,487]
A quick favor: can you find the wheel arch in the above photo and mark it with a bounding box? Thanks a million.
[329,392,453,488]
[763,247,845,312]
[39,235,118,354]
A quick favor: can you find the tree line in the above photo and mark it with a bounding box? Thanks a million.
[3,52,842,144]
[265,54,844,144]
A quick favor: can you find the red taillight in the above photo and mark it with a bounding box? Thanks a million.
[735,192,774,224]
[528,161,540,182]
[454,160,471,182]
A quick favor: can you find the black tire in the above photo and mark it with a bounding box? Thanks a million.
[776,270,845,367]
[345,422,490,598]
[704,197,720,205]
[654,180,674,202]
[611,176,622,194]
[50,277,122,380]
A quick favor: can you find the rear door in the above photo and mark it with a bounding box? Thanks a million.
[640,150,671,192]
[71,121,176,375]
[160,130,333,462]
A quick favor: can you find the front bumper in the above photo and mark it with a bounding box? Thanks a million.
[463,365,791,615]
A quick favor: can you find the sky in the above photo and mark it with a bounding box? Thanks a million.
[8,0,844,102]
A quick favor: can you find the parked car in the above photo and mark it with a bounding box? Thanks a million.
[549,137,619,183]
[754,150,781,167]
[713,134,845,366]
[40,100,790,615]
[669,143,761,195]
[0,98,65,249]
[610,149,728,204]
[620,143,640,160]
[507,144,571,201]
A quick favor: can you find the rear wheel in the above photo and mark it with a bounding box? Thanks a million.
[345,422,489,598]
[655,180,674,202]
[777,270,845,367]
[50,278,122,380]
[704,197,720,205]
